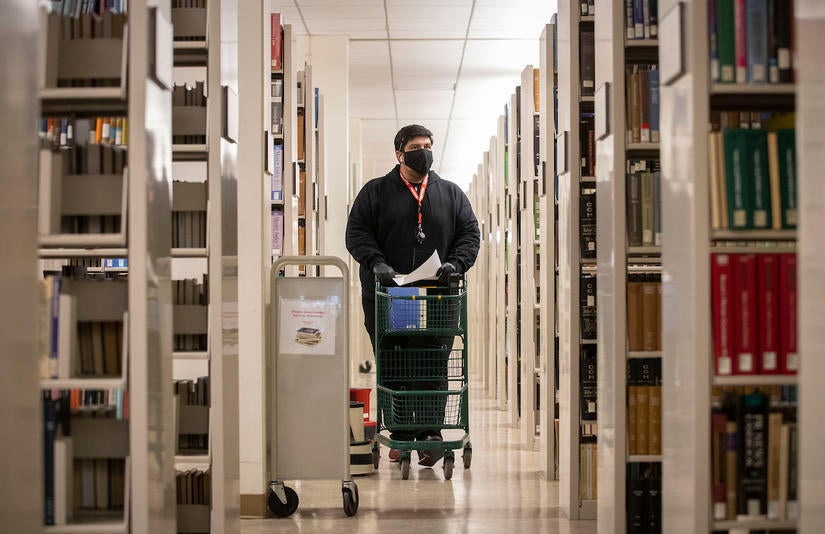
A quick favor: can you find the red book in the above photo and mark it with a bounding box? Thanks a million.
[712,411,729,520]
[711,254,734,376]
[732,254,758,374]
[734,0,747,83]
[757,254,780,374]
[779,253,798,374]
[271,13,282,71]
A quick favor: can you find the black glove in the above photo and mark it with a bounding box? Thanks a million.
[372,262,397,286]
[436,262,457,283]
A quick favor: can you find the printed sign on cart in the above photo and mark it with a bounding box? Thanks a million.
[279,298,338,355]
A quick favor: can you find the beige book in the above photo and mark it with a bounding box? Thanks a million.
[767,412,783,519]
[648,385,662,455]
[709,132,722,230]
[717,133,729,230]
[54,437,74,524]
[778,423,790,520]
[767,132,782,230]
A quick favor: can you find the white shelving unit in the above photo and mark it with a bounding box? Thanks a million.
[1,1,41,530]
[659,0,799,532]
[495,113,508,412]
[557,0,597,519]
[595,0,662,532]
[171,0,240,531]
[539,19,559,481]
[34,2,177,531]
[797,4,825,532]
[519,65,540,451]
[506,91,520,429]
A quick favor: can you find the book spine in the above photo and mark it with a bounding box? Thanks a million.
[580,273,597,340]
[640,69,651,143]
[778,253,798,374]
[627,274,644,351]
[767,411,783,518]
[748,130,772,229]
[643,0,650,38]
[649,69,660,144]
[758,254,780,373]
[737,391,769,517]
[641,170,654,246]
[641,277,657,351]
[653,168,662,246]
[648,359,662,455]
[733,254,758,375]
[777,129,797,229]
[710,0,720,81]
[580,29,595,96]
[626,0,635,40]
[580,346,597,420]
[627,464,646,533]
[776,0,792,82]
[636,359,651,454]
[43,392,56,525]
[712,410,729,519]
[580,188,597,259]
[270,13,281,70]
[767,0,780,82]
[725,415,738,519]
[746,0,769,83]
[734,0,748,82]
[711,254,734,375]
[627,360,638,455]
[718,0,737,82]
[627,166,643,247]
[649,0,658,37]
[723,129,751,229]
[634,0,644,39]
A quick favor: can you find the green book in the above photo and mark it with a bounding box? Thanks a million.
[746,129,771,229]
[641,171,654,246]
[723,129,751,229]
[717,0,736,83]
[777,129,797,229]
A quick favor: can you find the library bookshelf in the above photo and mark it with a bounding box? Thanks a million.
[171,0,240,531]
[557,0,598,520]
[659,0,801,532]
[595,0,662,532]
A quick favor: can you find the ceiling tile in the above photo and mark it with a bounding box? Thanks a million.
[468,2,553,39]
[390,40,463,88]
[387,5,471,39]
[394,90,454,121]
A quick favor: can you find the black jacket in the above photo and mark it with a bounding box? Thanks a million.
[346,165,481,298]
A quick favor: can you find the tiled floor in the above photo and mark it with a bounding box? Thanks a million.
[241,371,597,534]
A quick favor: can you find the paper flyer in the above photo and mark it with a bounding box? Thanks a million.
[393,250,441,286]
[279,298,338,356]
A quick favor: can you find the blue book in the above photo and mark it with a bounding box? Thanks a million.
[271,143,283,200]
[633,0,644,39]
[387,287,421,330]
[747,0,769,83]
[648,68,660,143]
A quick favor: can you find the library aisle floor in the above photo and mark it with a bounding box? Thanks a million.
[241,371,597,533]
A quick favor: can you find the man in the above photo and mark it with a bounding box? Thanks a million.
[346,124,480,467]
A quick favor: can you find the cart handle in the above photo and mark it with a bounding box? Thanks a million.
[271,255,350,280]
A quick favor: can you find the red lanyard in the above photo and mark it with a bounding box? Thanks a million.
[401,174,428,224]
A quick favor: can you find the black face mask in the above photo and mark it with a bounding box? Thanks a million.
[402,149,433,176]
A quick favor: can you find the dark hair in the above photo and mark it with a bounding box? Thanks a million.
[394,124,434,152]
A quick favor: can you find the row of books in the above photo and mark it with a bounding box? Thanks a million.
[580,186,596,259]
[709,128,797,231]
[43,390,127,525]
[176,469,211,506]
[173,83,207,145]
[271,142,283,200]
[580,272,597,339]
[60,215,122,235]
[627,462,661,534]
[580,438,598,501]
[48,143,128,176]
[627,358,661,455]
[172,0,206,8]
[46,7,127,39]
[65,388,128,418]
[175,378,209,451]
[627,274,661,352]
[580,345,597,421]
[39,116,128,148]
[625,0,659,41]
[709,0,794,84]
[173,278,208,306]
[271,101,283,135]
[175,377,210,407]
[712,253,797,376]
[47,0,128,16]
[626,65,660,144]
[581,114,596,177]
[626,159,661,248]
[711,386,798,521]
[40,276,126,379]
[172,210,207,249]
[271,79,284,99]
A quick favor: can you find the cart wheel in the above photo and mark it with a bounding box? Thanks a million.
[443,455,455,480]
[463,446,472,469]
[342,483,359,516]
[267,486,299,517]
[400,457,411,480]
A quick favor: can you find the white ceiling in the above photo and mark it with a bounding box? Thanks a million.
[271,0,557,191]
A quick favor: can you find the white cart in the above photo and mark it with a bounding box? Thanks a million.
[267,256,358,517]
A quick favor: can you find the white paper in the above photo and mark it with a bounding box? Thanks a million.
[278,298,338,356]
[392,250,441,286]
